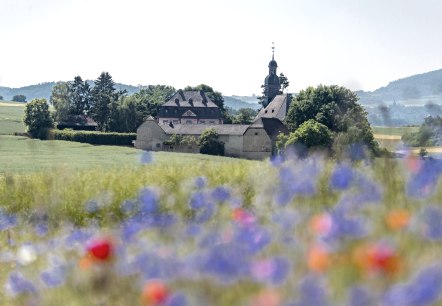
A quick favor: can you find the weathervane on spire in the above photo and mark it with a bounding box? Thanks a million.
[272,42,275,60]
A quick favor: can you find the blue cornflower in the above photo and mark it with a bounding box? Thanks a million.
[251,256,290,285]
[382,265,442,306]
[277,166,316,205]
[421,206,442,240]
[6,272,36,296]
[289,275,330,306]
[348,286,375,306]
[41,266,66,287]
[138,188,159,214]
[234,225,272,255]
[330,164,354,190]
[140,150,153,164]
[407,158,442,198]
[323,208,367,243]
[166,293,187,306]
[194,176,207,189]
[193,202,216,224]
[0,209,17,231]
[189,191,207,209]
[211,186,231,203]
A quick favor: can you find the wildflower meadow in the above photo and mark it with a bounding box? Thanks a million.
[1,150,442,306]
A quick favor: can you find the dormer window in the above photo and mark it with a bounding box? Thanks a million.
[189,98,193,104]
[265,110,268,114]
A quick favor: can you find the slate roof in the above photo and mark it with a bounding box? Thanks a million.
[161,124,250,136]
[255,94,290,122]
[57,115,97,127]
[249,117,289,139]
[158,90,223,120]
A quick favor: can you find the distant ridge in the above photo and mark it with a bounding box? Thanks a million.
[0,81,141,102]
[356,68,442,105]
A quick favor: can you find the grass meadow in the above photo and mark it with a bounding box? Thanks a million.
[0,101,26,135]
[2,101,442,305]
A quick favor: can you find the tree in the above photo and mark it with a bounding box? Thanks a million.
[0,95,3,101]
[232,108,257,124]
[279,73,289,93]
[285,119,333,149]
[90,72,126,131]
[286,85,378,155]
[23,98,54,138]
[199,128,224,156]
[50,82,71,122]
[70,76,92,115]
[12,95,26,102]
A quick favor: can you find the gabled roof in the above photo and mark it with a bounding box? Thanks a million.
[249,117,289,139]
[161,124,249,136]
[163,90,218,108]
[182,110,197,117]
[255,94,290,122]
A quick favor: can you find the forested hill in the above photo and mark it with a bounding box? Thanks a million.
[356,68,442,105]
[0,81,140,102]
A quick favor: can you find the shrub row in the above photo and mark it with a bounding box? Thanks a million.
[48,129,136,146]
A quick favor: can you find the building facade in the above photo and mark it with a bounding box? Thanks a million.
[157,90,223,125]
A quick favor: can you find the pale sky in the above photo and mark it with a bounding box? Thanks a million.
[1,0,442,95]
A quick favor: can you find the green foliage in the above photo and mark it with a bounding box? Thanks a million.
[48,129,136,146]
[70,76,92,115]
[164,134,183,146]
[0,95,3,100]
[23,98,54,138]
[90,72,126,131]
[232,108,257,124]
[401,116,442,147]
[50,82,71,122]
[279,72,289,92]
[12,94,26,102]
[285,119,333,149]
[199,128,225,156]
[286,85,377,154]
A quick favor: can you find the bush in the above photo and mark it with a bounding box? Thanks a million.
[23,98,54,138]
[48,129,136,146]
[285,119,333,149]
[199,128,224,156]
[12,94,27,102]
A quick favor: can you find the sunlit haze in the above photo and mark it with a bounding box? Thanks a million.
[1,0,442,95]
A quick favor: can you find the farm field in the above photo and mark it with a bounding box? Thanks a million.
[0,101,26,134]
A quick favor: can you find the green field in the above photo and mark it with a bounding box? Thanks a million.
[0,101,26,134]
[372,126,419,136]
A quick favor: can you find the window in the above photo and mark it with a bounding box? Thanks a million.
[199,120,206,124]
[163,120,169,124]
[265,110,268,113]
[272,109,275,113]
[156,143,161,148]
[255,132,258,135]
[186,120,192,124]
[173,120,179,124]
[209,121,215,124]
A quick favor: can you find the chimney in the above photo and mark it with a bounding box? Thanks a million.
[178,89,185,101]
[200,90,207,104]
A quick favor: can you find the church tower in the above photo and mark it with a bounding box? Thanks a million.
[263,43,281,107]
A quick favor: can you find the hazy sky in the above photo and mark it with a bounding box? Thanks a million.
[1,0,442,95]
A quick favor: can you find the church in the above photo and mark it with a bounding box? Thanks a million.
[134,48,291,160]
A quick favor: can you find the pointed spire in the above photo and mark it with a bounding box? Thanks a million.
[272,42,275,60]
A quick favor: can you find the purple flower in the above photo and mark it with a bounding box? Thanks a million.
[234,225,272,255]
[407,158,442,198]
[200,244,250,282]
[277,167,316,205]
[422,206,442,240]
[194,176,207,189]
[211,186,231,203]
[382,265,442,306]
[138,188,159,214]
[140,150,153,164]
[6,272,36,296]
[193,203,216,224]
[41,266,66,287]
[348,286,375,306]
[251,256,290,285]
[189,192,207,209]
[166,293,187,306]
[289,275,330,306]
[0,209,17,231]
[35,222,49,237]
[323,208,367,243]
[330,164,354,190]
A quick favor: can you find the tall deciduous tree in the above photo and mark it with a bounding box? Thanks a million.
[50,82,71,122]
[23,98,54,138]
[286,85,378,155]
[199,128,224,156]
